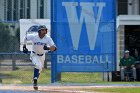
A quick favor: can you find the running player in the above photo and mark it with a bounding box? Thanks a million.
[23,25,56,90]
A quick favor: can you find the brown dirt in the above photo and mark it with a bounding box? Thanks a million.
[0,85,140,93]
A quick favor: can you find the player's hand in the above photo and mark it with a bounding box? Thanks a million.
[23,45,28,54]
[43,45,50,50]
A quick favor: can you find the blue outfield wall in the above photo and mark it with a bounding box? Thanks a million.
[51,0,116,83]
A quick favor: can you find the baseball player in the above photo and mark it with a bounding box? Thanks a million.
[23,25,56,90]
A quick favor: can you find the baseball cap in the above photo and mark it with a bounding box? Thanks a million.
[124,50,129,53]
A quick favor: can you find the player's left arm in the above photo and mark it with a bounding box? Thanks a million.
[49,45,57,51]
[45,37,57,51]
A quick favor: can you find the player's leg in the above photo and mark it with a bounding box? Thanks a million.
[32,56,44,90]
[34,67,40,79]
[37,55,45,78]
[40,55,45,70]
[30,54,41,90]
[31,55,40,79]
[33,55,45,81]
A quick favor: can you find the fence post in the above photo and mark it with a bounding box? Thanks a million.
[0,61,1,69]
[12,54,16,70]
[57,73,61,81]
[0,79,2,83]
[44,60,47,69]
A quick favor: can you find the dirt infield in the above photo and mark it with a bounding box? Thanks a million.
[0,84,140,93]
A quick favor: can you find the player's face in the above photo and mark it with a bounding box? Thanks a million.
[39,29,47,38]
[40,29,47,35]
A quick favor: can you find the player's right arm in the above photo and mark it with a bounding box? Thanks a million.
[23,34,34,53]
[23,34,35,46]
[23,34,34,46]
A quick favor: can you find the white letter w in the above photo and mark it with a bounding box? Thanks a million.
[62,2,106,50]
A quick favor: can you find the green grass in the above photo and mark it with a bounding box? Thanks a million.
[0,69,51,84]
[0,69,140,93]
[82,87,140,93]
[60,72,102,83]
[0,69,140,85]
[0,69,103,84]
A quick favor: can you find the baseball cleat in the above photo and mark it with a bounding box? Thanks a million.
[33,86,38,90]
[33,79,38,90]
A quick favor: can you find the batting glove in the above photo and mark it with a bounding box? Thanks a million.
[43,45,50,50]
[23,45,28,54]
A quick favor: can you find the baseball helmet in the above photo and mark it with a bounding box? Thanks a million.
[38,25,48,33]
